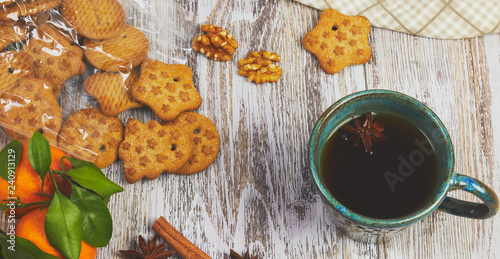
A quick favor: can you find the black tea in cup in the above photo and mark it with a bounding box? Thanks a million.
[320,112,439,219]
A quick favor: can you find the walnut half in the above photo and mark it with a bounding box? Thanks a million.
[237,51,282,84]
[192,24,238,61]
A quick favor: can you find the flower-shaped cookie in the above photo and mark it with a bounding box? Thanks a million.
[303,9,372,74]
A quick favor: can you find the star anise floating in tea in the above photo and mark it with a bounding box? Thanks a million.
[230,249,258,259]
[119,235,175,259]
[340,112,387,153]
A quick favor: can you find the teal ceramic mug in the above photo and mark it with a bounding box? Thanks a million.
[309,90,499,242]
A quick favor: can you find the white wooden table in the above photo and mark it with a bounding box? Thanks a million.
[2,0,500,258]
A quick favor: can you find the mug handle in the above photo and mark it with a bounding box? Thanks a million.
[438,173,499,219]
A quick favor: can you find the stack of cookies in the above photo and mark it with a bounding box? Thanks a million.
[0,0,220,183]
[119,112,220,183]
[81,57,221,183]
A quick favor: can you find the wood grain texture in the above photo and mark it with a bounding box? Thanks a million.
[1,0,499,258]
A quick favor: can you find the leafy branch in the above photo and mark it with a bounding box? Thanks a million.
[0,197,50,211]
[0,132,124,259]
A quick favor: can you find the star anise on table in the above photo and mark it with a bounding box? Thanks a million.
[340,112,387,154]
[119,235,175,259]
[230,249,258,259]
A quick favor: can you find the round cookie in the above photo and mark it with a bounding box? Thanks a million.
[170,112,220,175]
[57,108,124,169]
[0,51,35,94]
[0,77,62,144]
[0,0,62,21]
[83,25,149,72]
[61,0,125,40]
[83,67,144,116]
[0,21,29,50]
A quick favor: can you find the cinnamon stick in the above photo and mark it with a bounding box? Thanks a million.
[152,216,212,259]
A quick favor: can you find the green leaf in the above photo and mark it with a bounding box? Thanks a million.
[66,166,124,199]
[28,131,52,184]
[70,186,113,247]
[45,191,83,259]
[103,195,110,205]
[0,140,22,181]
[63,157,101,172]
[0,233,59,259]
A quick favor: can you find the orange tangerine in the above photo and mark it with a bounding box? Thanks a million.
[15,207,97,259]
[0,143,72,218]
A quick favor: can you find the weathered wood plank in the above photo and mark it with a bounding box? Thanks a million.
[368,28,500,259]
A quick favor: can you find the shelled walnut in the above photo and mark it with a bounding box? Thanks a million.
[192,24,238,61]
[237,51,282,84]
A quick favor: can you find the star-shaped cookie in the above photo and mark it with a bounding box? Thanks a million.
[0,77,62,144]
[118,119,194,183]
[0,51,34,94]
[303,9,372,74]
[131,60,202,121]
[22,23,86,96]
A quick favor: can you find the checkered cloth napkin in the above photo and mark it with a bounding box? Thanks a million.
[296,0,500,39]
